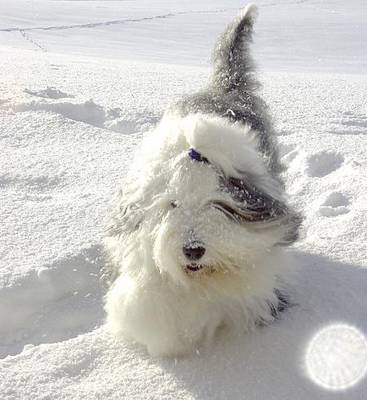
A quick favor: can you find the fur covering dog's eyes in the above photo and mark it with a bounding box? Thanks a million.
[214,176,287,223]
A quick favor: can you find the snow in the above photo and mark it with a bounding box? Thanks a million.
[1,0,367,399]
[1,0,367,73]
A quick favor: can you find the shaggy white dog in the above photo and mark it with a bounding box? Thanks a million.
[104,4,301,356]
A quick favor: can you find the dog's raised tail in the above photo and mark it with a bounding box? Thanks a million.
[211,4,258,93]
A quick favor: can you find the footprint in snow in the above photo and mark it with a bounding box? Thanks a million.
[329,111,367,135]
[340,112,367,128]
[319,192,350,217]
[24,86,74,99]
[0,173,62,189]
[306,151,344,177]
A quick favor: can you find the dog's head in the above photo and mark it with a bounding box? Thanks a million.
[107,113,300,288]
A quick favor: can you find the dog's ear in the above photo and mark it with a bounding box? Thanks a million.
[107,189,144,237]
[215,176,288,223]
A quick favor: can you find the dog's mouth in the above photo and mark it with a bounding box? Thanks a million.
[185,263,205,272]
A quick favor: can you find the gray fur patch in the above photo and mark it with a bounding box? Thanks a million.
[172,5,282,175]
[215,174,302,244]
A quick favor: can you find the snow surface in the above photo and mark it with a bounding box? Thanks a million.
[1,0,367,399]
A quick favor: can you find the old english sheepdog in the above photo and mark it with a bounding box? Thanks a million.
[104,4,301,356]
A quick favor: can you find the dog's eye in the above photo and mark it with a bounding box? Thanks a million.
[170,200,178,209]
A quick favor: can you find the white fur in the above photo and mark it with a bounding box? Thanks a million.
[104,112,293,356]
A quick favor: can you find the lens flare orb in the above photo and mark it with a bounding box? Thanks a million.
[306,324,367,390]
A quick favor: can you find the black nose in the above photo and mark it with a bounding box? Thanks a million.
[183,245,206,261]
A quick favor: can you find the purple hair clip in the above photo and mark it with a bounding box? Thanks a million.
[188,148,209,163]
